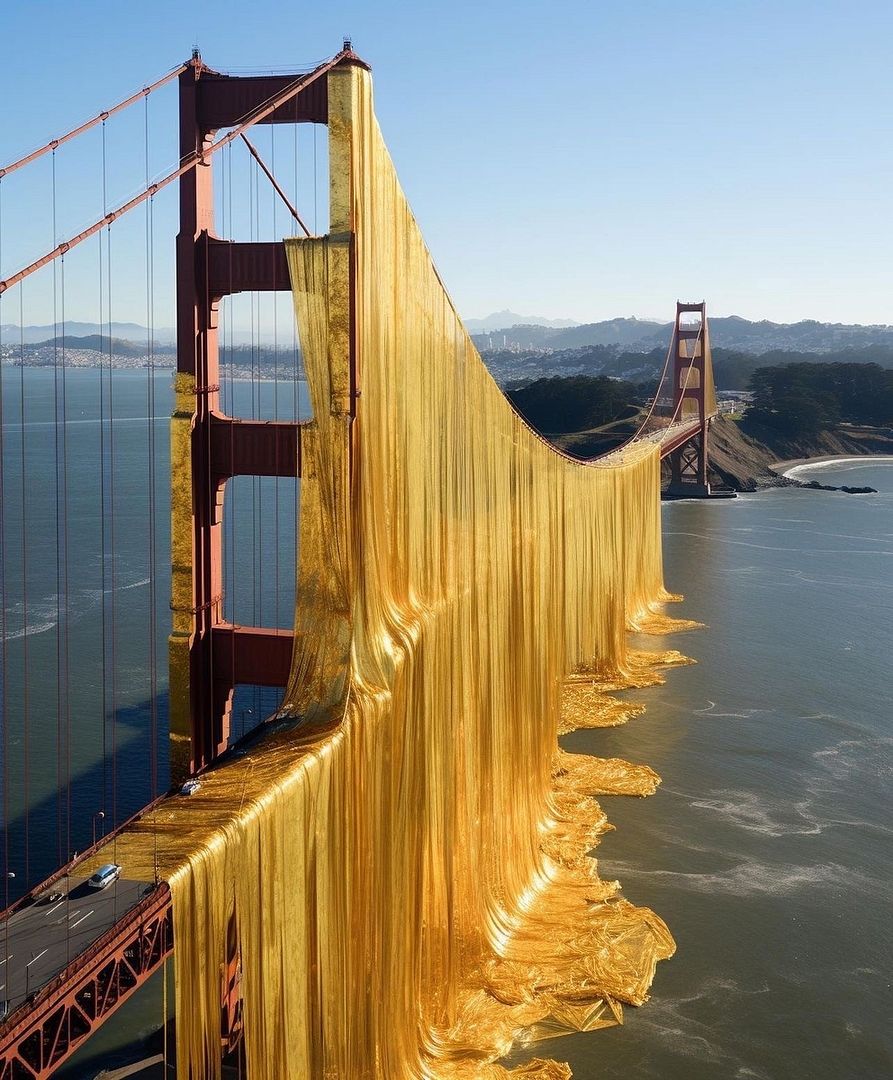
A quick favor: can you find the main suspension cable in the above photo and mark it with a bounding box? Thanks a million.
[0,49,347,296]
[0,63,188,180]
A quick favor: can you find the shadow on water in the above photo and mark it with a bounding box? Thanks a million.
[1,682,286,905]
[1,695,170,904]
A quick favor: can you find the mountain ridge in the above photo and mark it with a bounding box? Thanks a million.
[6,315,893,358]
[472,316,893,355]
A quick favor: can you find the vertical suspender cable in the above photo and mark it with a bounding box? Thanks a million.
[293,125,300,422]
[18,286,30,886]
[61,251,71,864]
[99,120,110,825]
[52,148,63,866]
[0,176,9,912]
[61,247,73,969]
[202,151,216,758]
[272,126,281,632]
[226,143,237,734]
[108,213,118,833]
[145,95,159,810]
[251,154,260,722]
[249,154,257,639]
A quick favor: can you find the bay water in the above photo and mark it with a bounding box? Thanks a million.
[510,460,893,1079]
[2,370,890,1077]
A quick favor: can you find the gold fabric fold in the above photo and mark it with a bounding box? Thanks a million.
[85,60,691,1080]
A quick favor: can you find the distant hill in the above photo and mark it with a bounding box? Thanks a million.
[473,316,893,355]
[1,322,280,346]
[484,341,893,391]
[0,321,176,345]
[8,314,893,367]
[29,334,176,357]
[464,310,580,332]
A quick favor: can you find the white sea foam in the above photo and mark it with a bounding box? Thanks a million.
[121,576,151,591]
[2,618,58,642]
[783,456,893,479]
[0,574,151,643]
[813,737,893,783]
[684,789,823,837]
[1,596,60,642]
[689,702,769,720]
[607,858,884,899]
[625,977,771,1067]
[665,530,893,557]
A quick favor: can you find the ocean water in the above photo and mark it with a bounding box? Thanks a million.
[0,368,308,896]
[2,379,891,1077]
[508,460,893,1080]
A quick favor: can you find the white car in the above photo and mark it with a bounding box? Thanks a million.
[87,863,121,890]
[180,779,201,796]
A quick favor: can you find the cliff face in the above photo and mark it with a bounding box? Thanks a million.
[664,416,893,492]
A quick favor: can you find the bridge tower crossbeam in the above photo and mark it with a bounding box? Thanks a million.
[169,58,332,780]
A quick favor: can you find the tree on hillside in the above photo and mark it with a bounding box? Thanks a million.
[507,376,636,434]
[748,362,893,434]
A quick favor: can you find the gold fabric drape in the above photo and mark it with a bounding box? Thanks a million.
[84,60,696,1080]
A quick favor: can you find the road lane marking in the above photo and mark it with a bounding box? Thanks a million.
[43,900,65,917]
[26,949,47,968]
[69,910,94,930]
[0,955,11,966]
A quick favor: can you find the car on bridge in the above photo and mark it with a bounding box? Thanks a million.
[87,864,121,890]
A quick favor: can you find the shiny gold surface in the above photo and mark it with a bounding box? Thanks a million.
[91,63,699,1078]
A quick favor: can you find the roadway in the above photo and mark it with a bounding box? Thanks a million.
[0,875,153,1017]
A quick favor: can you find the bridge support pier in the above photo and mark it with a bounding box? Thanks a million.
[666,428,711,496]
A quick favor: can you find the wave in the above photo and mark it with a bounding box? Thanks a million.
[604,858,885,899]
[783,456,893,479]
[617,976,772,1070]
[0,574,151,642]
[683,789,824,837]
[1,617,58,642]
[813,736,893,783]
[0,416,169,430]
[664,531,893,556]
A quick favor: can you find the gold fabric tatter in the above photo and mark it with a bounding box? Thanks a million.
[82,61,700,1079]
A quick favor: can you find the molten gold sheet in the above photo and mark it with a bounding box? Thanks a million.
[89,61,697,1079]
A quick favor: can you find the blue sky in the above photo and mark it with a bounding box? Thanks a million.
[1,0,892,329]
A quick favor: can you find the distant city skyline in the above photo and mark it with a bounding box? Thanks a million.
[1,1,891,328]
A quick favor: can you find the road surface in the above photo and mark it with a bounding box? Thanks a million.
[0,875,152,1016]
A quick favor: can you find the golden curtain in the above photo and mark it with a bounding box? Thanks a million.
[91,59,689,1080]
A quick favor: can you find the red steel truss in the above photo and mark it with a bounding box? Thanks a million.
[0,887,172,1080]
[666,301,714,495]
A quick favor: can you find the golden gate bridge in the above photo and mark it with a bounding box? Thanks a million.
[0,43,717,1078]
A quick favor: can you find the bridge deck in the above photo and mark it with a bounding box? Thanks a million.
[0,884,171,1079]
[652,417,711,457]
[1,877,154,1015]
[0,411,716,1076]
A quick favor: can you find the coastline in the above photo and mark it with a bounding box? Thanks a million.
[770,454,893,478]
[687,415,893,492]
